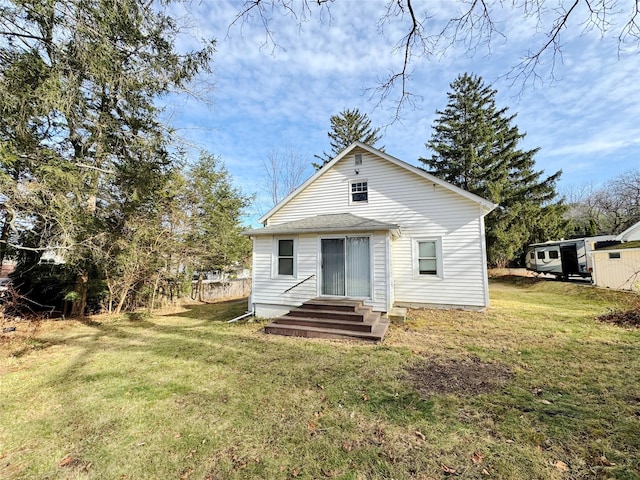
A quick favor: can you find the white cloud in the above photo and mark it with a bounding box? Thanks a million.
[163,0,638,208]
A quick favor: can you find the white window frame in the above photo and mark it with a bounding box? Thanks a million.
[412,237,444,279]
[317,234,374,299]
[349,179,368,204]
[273,237,297,278]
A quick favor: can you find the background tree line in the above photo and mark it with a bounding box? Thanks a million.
[0,0,251,317]
[565,170,640,237]
[290,75,636,268]
[2,1,635,317]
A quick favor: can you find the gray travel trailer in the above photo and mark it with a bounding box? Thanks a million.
[525,236,615,279]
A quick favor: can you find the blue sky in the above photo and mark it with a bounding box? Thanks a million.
[164,1,639,226]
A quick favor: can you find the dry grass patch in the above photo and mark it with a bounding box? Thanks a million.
[1,282,640,479]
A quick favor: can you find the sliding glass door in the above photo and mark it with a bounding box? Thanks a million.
[321,237,370,297]
[321,239,345,296]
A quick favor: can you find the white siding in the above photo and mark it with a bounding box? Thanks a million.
[267,148,489,308]
[251,231,389,318]
[252,234,318,310]
[592,249,640,291]
[372,233,388,310]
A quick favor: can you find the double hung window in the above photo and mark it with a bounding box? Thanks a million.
[414,238,443,278]
[350,181,368,203]
[417,240,438,275]
[277,239,295,276]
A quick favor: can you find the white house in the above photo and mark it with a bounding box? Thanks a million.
[616,221,640,242]
[244,142,496,333]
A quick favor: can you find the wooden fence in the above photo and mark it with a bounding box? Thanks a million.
[191,278,251,302]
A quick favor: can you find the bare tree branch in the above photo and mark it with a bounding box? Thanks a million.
[228,0,639,115]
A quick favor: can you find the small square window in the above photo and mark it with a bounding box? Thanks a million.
[355,154,362,165]
[351,181,368,202]
[549,251,559,259]
[537,251,545,260]
[609,252,621,259]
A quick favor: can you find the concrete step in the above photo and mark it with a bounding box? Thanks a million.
[387,306,407,324]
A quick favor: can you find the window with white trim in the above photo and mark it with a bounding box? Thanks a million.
[414,238,443,278]
[277,239,295,276]
[418,240,438,275]
[350,180,368,203]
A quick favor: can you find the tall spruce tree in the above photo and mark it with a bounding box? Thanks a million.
[314,108,383,168]
[420,73,567,266]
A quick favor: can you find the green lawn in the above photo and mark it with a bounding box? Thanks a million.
[1,277,639,479]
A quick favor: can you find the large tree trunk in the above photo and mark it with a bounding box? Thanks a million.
[197,272,203,302]
[0,213,12,269]
[114,281,132,315]
[149,274,161,312]
[70,272,88,318]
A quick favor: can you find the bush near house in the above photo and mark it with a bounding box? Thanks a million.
[1,276,638,479]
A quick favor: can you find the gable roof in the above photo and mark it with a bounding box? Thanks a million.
[259,142,497,225]
[616,220,640,242]
[244,213,400,236]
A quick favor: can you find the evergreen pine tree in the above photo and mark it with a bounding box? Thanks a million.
[314,108,383,168]
[0,0,216,314]
[420,73,567,266]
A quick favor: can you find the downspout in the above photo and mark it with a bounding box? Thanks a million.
[227,310,255,323]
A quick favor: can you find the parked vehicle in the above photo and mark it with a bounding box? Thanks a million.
[525,236,616,279]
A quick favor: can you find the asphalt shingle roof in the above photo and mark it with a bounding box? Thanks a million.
[243,213,400,236]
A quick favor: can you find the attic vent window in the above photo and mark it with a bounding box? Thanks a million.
[354,154,362,165]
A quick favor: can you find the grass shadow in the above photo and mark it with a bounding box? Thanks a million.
[163,298,248,323]
[489,275,548,287]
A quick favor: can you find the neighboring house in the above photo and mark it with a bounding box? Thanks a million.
[0,259,16,278]
[615,221,640,242]
[244,142,496,324]
[0,259,15,292]
[590,220,640,291]
[39,249,66,265]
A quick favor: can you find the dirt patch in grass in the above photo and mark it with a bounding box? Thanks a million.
[597,308,640,328]
[407,356,514,397]
[489,274,547,286]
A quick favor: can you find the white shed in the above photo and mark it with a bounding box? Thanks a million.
[591,245,640,292]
